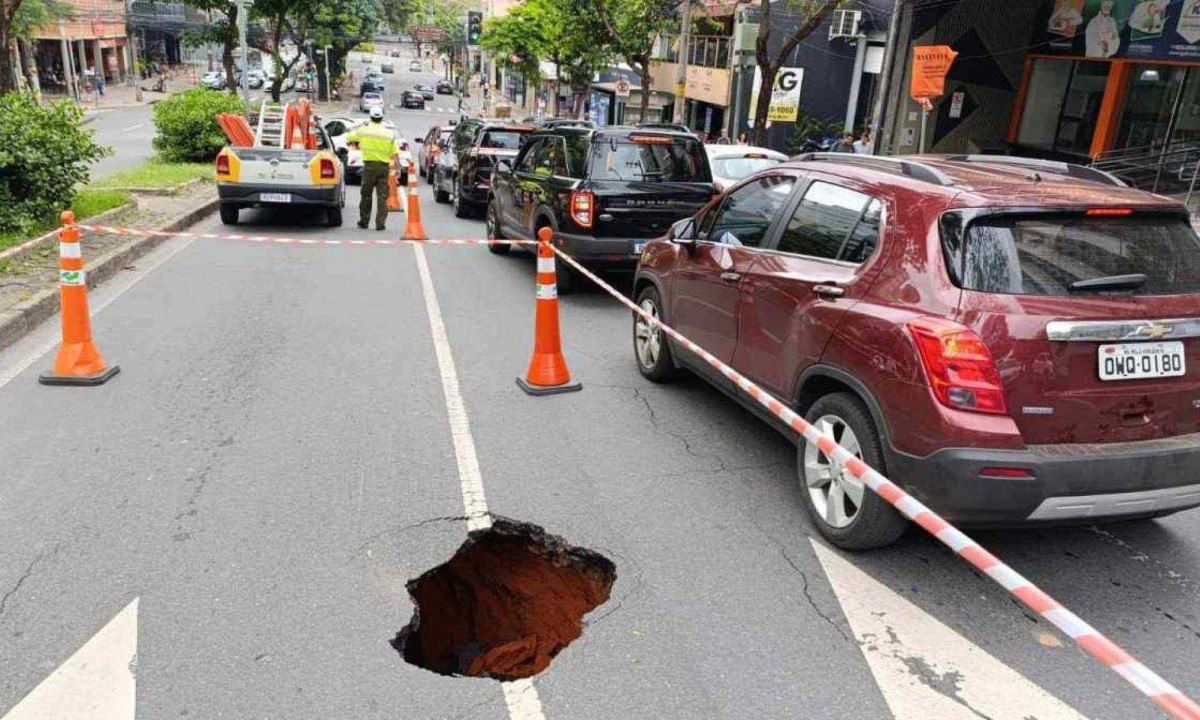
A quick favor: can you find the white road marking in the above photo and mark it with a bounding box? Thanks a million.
[410,243,548,720]
[0,233,198,392]
[1,598,138,720]
[120,123,145,132]
[810,541,1085,719]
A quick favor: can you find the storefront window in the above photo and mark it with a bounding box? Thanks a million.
[1016,59,1109,157]
[1114,65,1188,152]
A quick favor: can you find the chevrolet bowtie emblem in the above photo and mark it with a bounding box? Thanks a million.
[1137,323,1174,339]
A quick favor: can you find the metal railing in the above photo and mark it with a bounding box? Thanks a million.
[1091,140,1200,206]
[653,34,731,69]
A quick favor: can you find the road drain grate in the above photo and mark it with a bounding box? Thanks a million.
[392,517,617,681]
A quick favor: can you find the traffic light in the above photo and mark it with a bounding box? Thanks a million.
[467,11,482,46]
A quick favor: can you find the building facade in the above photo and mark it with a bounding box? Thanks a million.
[31,0,129,93]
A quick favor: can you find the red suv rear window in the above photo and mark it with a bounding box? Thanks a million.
[948,213,1200,296]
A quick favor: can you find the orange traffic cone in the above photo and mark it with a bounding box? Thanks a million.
[408,160,419,188]
[387,169,401,212]
[517,228,581,396]
[402,187,427,241]
[39,211,120,386]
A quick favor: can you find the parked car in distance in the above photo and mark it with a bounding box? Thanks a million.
[323,117,412,185]
[245,68,266,89]
[409,59,423,72]
[401,89,426,109]
[359,78,385,96]
[415,84,435,100]
[360,92,384,113]
[417,126,452,178]
[706,145,788,191]
[632,152,1200,550]
[433,119,535,219]
[381,62,395,73]
[488,126,717,291]
[436,80,454,95]
[201,70,225,89]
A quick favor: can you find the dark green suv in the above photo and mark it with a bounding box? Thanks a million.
[487,126,717,289]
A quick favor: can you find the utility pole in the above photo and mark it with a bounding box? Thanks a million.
[672,0,691,125]
[124,0,142,100]
[237,0,250,106]
[323,45,332,102]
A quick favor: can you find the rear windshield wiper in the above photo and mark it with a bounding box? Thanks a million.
[1069,273,1148,292]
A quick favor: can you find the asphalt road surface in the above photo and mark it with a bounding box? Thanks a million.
[2,55,1199,720]
[88,105,156,179]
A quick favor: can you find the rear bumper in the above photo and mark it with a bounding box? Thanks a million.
[554,231,647,268]
[887,433,1200,525]
[218,183,339,207]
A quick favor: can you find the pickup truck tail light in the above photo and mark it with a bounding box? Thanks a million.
[570,190,594,229]
[215,153,231,176]
[907,319,1007,415]
[319,158,336,179]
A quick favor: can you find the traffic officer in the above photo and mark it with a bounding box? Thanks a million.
[346,106,403,231]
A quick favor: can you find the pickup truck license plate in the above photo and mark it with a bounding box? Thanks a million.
[1098,341,1185,381]
[261,193,292,203]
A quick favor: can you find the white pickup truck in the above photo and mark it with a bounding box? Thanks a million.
[215,102,347,226]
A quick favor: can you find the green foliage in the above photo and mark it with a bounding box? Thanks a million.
[12,0,71,39]
[352,40,374,52]
[0,93,107,234]
[152,88,245,163]
[783,108,843,154]
[92,160,213,189]
[0,188,130,252]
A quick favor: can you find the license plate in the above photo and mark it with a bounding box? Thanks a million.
[1098,341,1186,381]
[261,193,292,203]
[632,241,647,255]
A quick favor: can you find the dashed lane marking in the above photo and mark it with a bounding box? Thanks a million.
[1,599,138,720]
[811,541,1086,720]
[410,243,548,720]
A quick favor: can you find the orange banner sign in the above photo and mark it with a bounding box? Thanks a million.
[910,45,957,100]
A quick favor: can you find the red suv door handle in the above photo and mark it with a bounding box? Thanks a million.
[720,272,742,284]
[813,284,845,298]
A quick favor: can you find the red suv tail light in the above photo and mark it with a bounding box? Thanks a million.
[215,154,230,176]
[320,158,335,179]
[570,190,594,229]
[907,319,1008,415]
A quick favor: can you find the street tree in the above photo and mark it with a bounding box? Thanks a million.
[180,0,243,93]
[588,0,677,121]
[381,0,419,34]
[521,0,611,117]
[479,5,542,104]
[750,0,842,145]
[249,0,311,102]
[0,0,69,93]
[307,0,382,102]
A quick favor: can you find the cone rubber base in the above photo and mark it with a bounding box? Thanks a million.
[39,365,121,387]
[516,377,582,396]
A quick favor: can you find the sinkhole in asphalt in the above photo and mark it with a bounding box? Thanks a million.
[392,517,616,682]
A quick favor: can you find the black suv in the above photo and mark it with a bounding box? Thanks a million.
[432,119,535,218]
[486,126,717,289]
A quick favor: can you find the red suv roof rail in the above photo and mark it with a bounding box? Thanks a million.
[791,152,953,186]
[939,154,1127,187]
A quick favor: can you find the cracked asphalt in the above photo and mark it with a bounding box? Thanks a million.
[0,97,1199,719]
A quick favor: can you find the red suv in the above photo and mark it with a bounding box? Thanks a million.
[633,153,1200,549]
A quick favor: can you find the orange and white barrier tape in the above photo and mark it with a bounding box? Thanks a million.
[72,224,535,248]
[547,244,1200,720]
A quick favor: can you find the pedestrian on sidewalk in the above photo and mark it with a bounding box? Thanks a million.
[347,106,404,231]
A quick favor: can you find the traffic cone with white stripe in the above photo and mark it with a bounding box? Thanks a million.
[408,160,419,188]
[517,228,581,396]
[387,169,401,212]
[402,187,427,241]
[39,211,120,386]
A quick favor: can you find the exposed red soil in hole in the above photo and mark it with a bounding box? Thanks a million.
[392,517,616,681]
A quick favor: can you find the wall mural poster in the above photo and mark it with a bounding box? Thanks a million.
[1083,0,1131,57]
[1049,0,1086,37]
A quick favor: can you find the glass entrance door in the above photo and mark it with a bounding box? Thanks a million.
[1114,64,1189,152]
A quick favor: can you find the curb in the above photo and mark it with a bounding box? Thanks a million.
[0,200,137,267]
[0,198,219,353]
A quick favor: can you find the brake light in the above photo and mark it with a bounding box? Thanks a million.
[745,153,767,159]
[320,158,335,179]
[629,134,674,145]
[907,319,1007,415]
[570,190,594,229]
[216,153,230,176]
[1086,207,1134,216]
[979,467,1035,479]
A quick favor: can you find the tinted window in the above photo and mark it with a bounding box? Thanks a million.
[701,175,796,248]
[530,137,566,175]
[711,156,783,180]
[960,215,1200,296]
[589,138,711,182]
[565,134,590,178]
[841,200,882,264]
[480,131,525,150]
[778,182,875,261]
[516,139,542,172]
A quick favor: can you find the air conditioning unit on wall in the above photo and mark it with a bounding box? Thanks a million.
[829,9,862,40]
